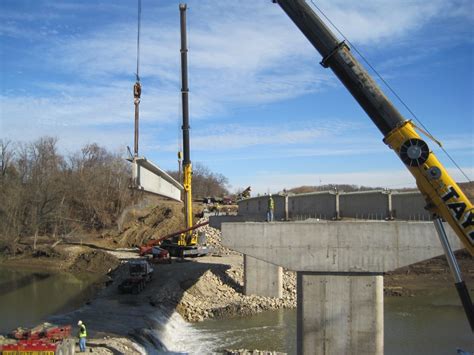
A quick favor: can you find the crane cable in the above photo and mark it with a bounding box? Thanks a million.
[309,0,472,183]
[136,0,141,82]
[133,0,142,157]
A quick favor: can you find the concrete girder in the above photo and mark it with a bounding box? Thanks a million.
[131,157,183,202]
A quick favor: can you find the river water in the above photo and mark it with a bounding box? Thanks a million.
[0,266,98,334]
[193,288,473,354]
[1,266,472,354]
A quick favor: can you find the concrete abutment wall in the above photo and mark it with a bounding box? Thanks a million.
[237,190,433,222]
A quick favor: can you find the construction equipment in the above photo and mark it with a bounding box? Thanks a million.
[118,259,154,294]
[1,323,75,355]
[140,220,209,256]
[238,186,252,200]
[160,4,210,258]
[133,0,142,158]
[150,246,172,264]
[274,0,473,329]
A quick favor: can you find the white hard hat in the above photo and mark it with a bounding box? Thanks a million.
[77,320,83,325]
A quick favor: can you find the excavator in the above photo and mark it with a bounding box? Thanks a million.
[273,0,473,329]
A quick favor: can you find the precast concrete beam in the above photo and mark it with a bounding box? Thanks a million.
[244,255,283,298]
[221,221,463,273]
[130,157,183,202]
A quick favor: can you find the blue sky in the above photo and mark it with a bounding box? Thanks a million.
[1,0,473,194]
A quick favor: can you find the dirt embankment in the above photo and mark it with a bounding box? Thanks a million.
[0,199,188,273]
[0,239,120,276]
[103,198,206,248]
[385,250,474,296]
[110,202,185,248]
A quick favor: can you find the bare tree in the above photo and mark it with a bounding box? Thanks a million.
[0,138,132,243]
[0,139,14,177]
[168,162,229,199]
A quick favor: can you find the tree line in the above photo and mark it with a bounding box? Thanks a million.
[168,163,229,200]
[0,137,230,242]
[287,184,387,194]
[0,137,132,241]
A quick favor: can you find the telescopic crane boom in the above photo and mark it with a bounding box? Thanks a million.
[155,4,210,258]
[179,3,197,247]
[133,0,142,157]
[274,0,473,329]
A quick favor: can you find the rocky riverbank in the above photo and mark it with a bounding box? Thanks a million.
[161,222,297,322]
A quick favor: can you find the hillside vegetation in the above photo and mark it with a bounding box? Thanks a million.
[0,137,231,248]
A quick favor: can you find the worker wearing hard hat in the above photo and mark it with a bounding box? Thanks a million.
[77,320,87,352]
[267,194,274,222]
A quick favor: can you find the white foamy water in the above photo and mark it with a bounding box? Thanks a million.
[147,309,219,354]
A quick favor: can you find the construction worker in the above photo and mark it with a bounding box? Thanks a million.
[77,320,87,352]
[267,194,274,222]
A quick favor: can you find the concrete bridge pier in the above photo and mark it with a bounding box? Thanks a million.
[221,221,463,355]
[244,255,283,298]
[297,273,383,354]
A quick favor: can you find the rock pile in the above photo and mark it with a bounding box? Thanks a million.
[197,219,240,256]
[223,350,286,355]
[165,222,297,322]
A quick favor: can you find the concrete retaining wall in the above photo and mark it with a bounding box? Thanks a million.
[238,195,286,221]
[392,191,431,221]
[289,191,337,220]
[237,190,432,221]
[339,190,390,219]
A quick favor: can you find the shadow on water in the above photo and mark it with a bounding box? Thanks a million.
[0,267,99,334]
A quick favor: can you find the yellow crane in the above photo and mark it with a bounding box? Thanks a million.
[274,0,473,329]
[161,4,210,257]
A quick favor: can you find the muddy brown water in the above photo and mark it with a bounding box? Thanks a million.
[1,266,472,354]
